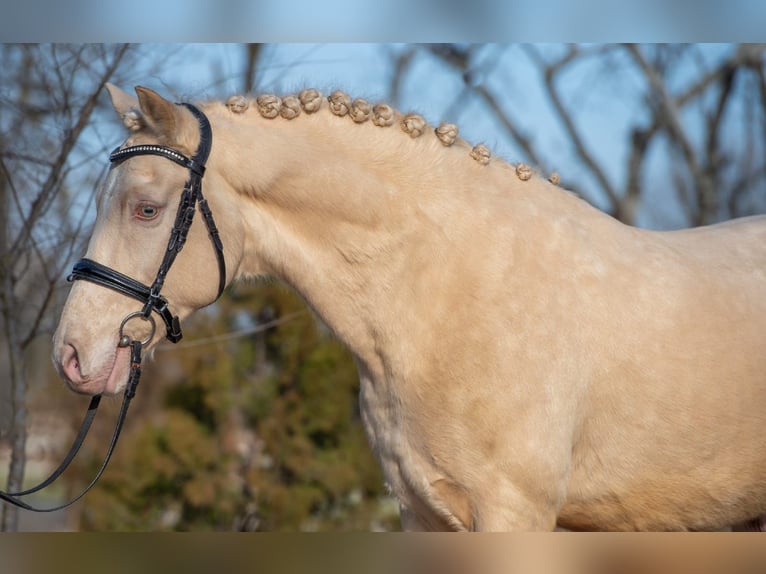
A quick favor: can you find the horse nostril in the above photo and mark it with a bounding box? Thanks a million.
[61,343,84,384]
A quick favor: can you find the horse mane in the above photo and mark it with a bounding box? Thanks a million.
[213,89,560,186]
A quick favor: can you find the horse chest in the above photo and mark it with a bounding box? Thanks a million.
[357,375,432,505]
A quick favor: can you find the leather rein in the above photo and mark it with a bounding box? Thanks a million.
[0,102,225,512]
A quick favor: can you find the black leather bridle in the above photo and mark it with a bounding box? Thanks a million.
[0,102,225,512]
[71,102,226,343]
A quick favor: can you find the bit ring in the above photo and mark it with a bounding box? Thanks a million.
[118,311,156,347]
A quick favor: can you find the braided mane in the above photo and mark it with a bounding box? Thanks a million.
[220,89,559,184]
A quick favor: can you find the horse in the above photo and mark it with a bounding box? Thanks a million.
[52,84,766,531]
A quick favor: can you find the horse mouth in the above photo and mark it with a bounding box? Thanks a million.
[66,345,130,397]
[104,345,131,395]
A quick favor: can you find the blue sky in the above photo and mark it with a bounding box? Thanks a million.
[4,1,765,41]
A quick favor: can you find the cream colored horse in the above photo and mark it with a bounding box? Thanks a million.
[52,84,766,531]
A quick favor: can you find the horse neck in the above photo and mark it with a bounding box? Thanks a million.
[207,102,536,372]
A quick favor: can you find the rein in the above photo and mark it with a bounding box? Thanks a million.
[0,102,225,512]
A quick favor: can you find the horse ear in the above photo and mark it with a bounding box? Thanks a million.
[106,83,144,132]
[135,86,182,144]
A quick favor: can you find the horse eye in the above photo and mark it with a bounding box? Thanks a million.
[136,203,159,220]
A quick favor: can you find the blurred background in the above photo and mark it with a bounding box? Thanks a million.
[1,43,765,531]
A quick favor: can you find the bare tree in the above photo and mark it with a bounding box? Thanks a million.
[400,44,766,229]
[0,43,134,531]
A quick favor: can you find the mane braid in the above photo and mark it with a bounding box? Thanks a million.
[219,88,546,179]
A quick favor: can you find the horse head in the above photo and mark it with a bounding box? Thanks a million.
[52,85,240,396]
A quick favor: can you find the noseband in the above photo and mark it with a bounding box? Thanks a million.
[0,102,225,512]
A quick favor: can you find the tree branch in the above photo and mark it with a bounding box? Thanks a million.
[537,46,621,215]
[7,44,129,260]
[626,44,718,226]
